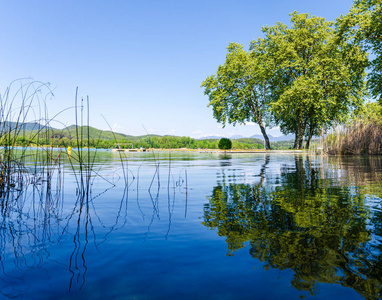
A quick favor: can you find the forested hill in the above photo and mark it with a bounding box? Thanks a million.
[0,121,49,131]
[58,125,134,140]
[1,122,140,141]
[0,122,270,149]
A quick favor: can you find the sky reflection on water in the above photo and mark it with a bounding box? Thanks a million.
[0,151,381,299]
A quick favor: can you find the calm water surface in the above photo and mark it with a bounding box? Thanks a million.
[2,150,382,299]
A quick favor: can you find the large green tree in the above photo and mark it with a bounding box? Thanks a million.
[258,12,367,149]
[337,0,382,101]
[202,43,273,150]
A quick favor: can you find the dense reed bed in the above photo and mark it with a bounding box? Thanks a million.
[325,119,382,155]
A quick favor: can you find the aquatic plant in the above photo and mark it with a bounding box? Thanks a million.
[0,80,190,297]
[325,119,382,155]
[0,80,60,197]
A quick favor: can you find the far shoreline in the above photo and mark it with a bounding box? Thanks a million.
[2,145,323,154]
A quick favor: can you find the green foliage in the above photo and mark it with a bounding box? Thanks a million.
[232,138,264,150]
[0,125,266,150]
[201,42,272,149]
[257,12,367,149]
[336,0,382,101]
[218,138,232,150]
[355,101,382,124]
[203,12,367,151]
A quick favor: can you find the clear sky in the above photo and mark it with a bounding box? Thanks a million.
[0,0,354,138]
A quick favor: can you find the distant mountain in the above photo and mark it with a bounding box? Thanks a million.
[198,133,295,142]
[229,135,245,139]
[248,134,265,140]
[198,135,225,140]
[61,125,130,140]
[199,135,253,140]
[0,122,162,142]
[1,121,54,131]
[250,134,295,142]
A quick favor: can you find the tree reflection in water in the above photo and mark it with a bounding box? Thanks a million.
[203,154,382,299]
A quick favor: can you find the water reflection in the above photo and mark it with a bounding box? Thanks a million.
[2,150,382,299]
[0,150,188,298]
[0,178,63,298]
[219,154,232,167]
[203,155,382,299]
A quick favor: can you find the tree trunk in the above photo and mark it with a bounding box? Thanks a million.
[250,99,271,150]
[294,119,308,149]
[297,134,304,149]
[294,127,304,149]
[305,135,312,150]
[259,122,271,150]
[305,123,315,150]
[293,132,299,149]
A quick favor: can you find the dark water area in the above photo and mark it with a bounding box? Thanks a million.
[1,150,382,299]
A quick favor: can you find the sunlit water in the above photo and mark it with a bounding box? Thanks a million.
[1,150,382,299]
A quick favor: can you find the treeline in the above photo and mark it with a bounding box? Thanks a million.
[0,130,266,150]
[202,1,382,151]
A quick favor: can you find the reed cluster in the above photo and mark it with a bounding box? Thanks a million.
[0,80,59,198]
[325,119,382,155]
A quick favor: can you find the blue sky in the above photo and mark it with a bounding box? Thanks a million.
[0,0,354,138]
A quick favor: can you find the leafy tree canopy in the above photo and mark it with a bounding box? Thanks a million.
[355,101,382,123]
[202,12,367,150]
[337,0,382,101]
[218,138,232,150]
[202,42,273,149]
[257,12,367,149]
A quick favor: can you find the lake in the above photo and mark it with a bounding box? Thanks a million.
[1,150,382,299]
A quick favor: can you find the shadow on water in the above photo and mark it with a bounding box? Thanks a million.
[202,154,382,299]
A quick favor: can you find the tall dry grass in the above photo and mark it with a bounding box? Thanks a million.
[325,119,382,155]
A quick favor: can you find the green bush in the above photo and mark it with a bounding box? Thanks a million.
[218,138,232,150]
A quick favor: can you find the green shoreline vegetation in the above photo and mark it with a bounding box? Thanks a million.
[0,124,278,150]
